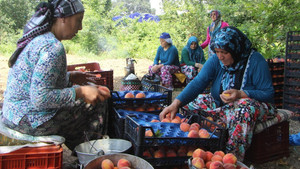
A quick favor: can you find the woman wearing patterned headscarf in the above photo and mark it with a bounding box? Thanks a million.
[160,26,276,161]
[181,36,206,83]
[201,10,229,58]
[2,0,110,150]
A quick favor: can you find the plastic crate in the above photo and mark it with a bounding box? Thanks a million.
[124,114,227,167]
[0,144,63,169]
[245,121,290,164]
[67,62,114,90]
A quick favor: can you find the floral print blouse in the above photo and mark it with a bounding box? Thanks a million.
[2,32,76,128]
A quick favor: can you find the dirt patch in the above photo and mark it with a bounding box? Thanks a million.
[0,55,299,169]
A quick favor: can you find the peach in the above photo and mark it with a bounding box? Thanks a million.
[177,147,187,156]
[147,106,156,111]
[166,113,171,119]
[150,119,160,122]
[187,130,199,138]
[135,92,146,98]
[190,122,200,129]
[206,161,212,169]
[118,167,131,169]
[206,151,214,162]
[192,148,207,161]
[192,157,205,169]
[154,149,165,158]
[124,92,134,98]
[135,106,145,112]
[166,149,177,157]
[189,125,199,132]
[145,130,153,137]
[222,153,237,165]
[101,159,114,169]
[223,163,237,169]
[214,151,225,157]
[206,116,214,126]
[161,118,171,123]
[181,118,188,123]
[223,93,231,97]
[187,150,194,156]
[174,116,182,121]
[199,128,210,138]
[180,122,190,132]
[117,158,131,168]
[143,149,152,158]
[211,155,223,162]
[171,118,181,123]
[210,161,224,169]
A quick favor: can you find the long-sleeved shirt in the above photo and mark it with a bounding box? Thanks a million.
[2,32,76,128]
[177,51,274,107]
[153,45,180,66]
[181,47,206,66]
[200,21,229,49]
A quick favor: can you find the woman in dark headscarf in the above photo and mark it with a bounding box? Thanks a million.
[160,26,277,161]
[2,0,110,150]
[181,36,206,83]
[201,10,229,58]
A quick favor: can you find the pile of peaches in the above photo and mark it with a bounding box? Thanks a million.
[190,148,248,169]
[101,158,131,169]
[124,92,146,99]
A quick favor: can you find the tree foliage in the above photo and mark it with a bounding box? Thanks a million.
[0,0,299,59]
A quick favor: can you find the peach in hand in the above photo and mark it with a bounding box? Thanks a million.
[117,158,131,168]
[101,159,114,169]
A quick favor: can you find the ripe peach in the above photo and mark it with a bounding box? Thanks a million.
[189,125,199,132]
[180,122,190,132]
[223,163,237,169]
[154,149,165,158]
[171,118,181,123]
[192,148,207,161]
[151,119,160,122]
[145,130,153,137]
[174,116,181,121]
[214,151,225,157]
[187,150,193,156]
[190,122,200,129]
[222,153,237,165]
[135,106,145,112]
[206,161,212,169]
[210,161,224,169]
[192,157,205,169]
[161,118,171,123]
[211,155,223,162]
[143,149,152,158]
[101,159,114,169]
[223,93,231,97]
[166,113,171,119]
[181,118,188,123]
[187,130,199,138]
[135,92,146,98]
[198,128,210,138]
[118,167,131,169]
[206,151,214,162]
[166,149,177,157]
[147,106,156,111]
[206,116,214,126]
[117,158,131,168]
[124,92,134,98]
[177,147,187,156]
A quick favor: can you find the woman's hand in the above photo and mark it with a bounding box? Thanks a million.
[159,99,181,120]
[75,85,111,105]
[220,89,247,103]
[195,63,203,72]
[151,64,163,73]
[69,71,97,85]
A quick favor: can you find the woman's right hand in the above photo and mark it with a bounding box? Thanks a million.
[75,85,110,105]
[151,64,163,73]
[159,99,181,120]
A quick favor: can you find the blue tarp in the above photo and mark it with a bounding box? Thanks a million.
[290,132,300,146]
[112,12,160,23]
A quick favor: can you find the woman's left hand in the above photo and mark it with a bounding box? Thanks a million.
[69,71,97,85]
[220,89,242,103]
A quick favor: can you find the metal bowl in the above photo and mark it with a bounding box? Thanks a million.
[74,138,132,166]
[84,153,154,169]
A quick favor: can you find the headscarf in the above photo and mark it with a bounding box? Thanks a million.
[182,36,204,63]
[8,0,85,68]
[208,10,222,42]
[210,26,253,94]
[159,32,173,44]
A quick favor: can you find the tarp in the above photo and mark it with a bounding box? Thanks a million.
[112,12,160,23]
[290,132,300,146]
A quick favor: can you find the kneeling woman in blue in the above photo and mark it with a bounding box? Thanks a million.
[159,26,277,161]
[149,32,180,90]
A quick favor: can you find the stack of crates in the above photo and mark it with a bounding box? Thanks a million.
[124,112,227,167]
[108,85,172,139]
[283,31,300,115]
[67,62,114,90]
[267,58,285,108]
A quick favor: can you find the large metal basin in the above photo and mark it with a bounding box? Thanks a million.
[84,153,154,169]
[74,139,132,166]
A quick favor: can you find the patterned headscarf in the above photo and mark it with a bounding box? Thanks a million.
[210,26,253,93]
[8,0,84,67]
[209,10,222,42]
[182,36,205,63]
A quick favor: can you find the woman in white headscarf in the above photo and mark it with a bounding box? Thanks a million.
[2,0,110,150]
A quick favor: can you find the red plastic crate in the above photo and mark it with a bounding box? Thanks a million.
[67,62,114,90]
[0,144,63,169]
